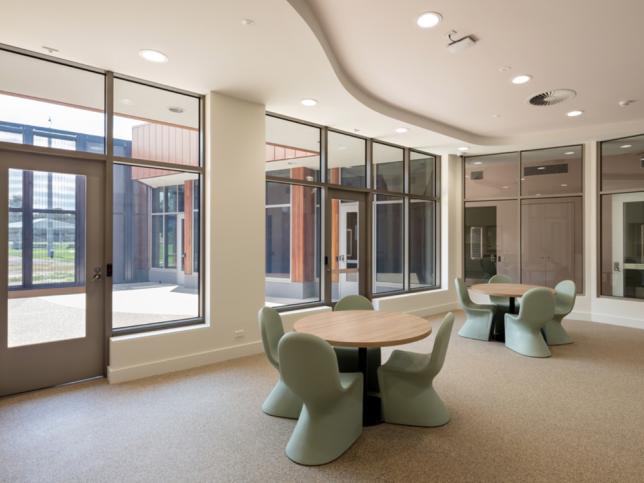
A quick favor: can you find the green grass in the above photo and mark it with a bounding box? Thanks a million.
[9,242,76,261]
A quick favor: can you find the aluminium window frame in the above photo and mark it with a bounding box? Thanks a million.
[0,43,207,339]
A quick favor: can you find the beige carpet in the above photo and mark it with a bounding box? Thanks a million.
[2,311,644,482]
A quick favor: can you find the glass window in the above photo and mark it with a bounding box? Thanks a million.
[373,142,403,192]
[265,181,320,306]
[112,164,200,329]
[521,146,583,196]
[373,195,403,293]
[265,116,320,182]
[113,79,200,166]
[0,50,105,153]
[464,200,519,284]
[601,135,644,192]
[327,131,366,188]
[521,197,583,289]
[465,152,519,199]
[409,200,436,289]
[410,151,436,197]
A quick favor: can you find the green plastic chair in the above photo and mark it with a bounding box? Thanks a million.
[543,280,576,345]
[333,295,380,391]
[504,288,554,358]
[377,312,455,427]
[278,332,363,466]
[258,307,302,419]
[488,274,512,310]
[454,278,495,341]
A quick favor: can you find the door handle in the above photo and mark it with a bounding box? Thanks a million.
[92,266,103,281]
[613,262,621,272]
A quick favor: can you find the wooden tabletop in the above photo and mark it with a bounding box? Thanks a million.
[293,310,432,348]
[470,283,555,298]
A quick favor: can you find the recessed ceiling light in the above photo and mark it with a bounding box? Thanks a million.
[395,127,409,134]
[473,161,483,165]
[567,110,584,117]
[300,98,318,107]
[502,185,509,189]
[241,18,255,26]
[511,74,532,85]
[416,12,442,29]
[458,147,469,152]
[618,100,636,107]
[561,184,568,187]
[139,49,168,63]
[620,144,632,149]
[564,151,575,155]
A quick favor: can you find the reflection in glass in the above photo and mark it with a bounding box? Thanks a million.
[265,182,320,306]
[265,116,320,182]
[464,200,519,284]
[113,79,200,165]
[0,50,105,154]
[330,197,361,301]
[410,200,436,289]
[410,151,435,197]
[601,134,644,192]
[521,146,582,196]
[112,164,200,328]
[373,142,403,192]
[327,131,366,188]
[465,152,519,199]
[601,193,644,298]
[373,195,403,293]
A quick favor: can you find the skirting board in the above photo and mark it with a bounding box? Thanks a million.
[405,302,460,318]
[108,340,264,384]
[569,310,644,330]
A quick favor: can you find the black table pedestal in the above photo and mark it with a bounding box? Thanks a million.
[492,296,516,342]
[357,347,382,426]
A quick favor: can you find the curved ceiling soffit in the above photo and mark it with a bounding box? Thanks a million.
[286,0,512,146]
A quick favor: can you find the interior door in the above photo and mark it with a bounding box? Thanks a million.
[610,193,644,297]
[326,189,367,303]
[0,151,105,396]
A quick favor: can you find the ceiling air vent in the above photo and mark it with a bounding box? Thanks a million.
[528,89,577,106]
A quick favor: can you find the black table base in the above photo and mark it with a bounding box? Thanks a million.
[357,347,383,426]
[491,296,517,342]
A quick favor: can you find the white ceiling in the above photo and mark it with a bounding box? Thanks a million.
[2,0,644,155]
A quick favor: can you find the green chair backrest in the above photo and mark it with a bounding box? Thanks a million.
[428,312,455,378]
[334,295,373,311]
[489,274,512,284]
[278,332,342,410]
[258,306,284,369]
[454,278,473,308]
[517,288,555,325]
[554,280,576,314]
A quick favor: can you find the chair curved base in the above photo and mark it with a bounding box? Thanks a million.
[285,376,362,466]
[458,312,494,341]
[382,385,449,427]
[262,379,302,419]
[542,318,572,345]
[504,317,551,358]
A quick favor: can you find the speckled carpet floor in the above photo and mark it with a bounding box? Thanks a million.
[2,311,644,482]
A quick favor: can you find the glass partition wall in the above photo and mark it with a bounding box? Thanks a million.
[265,114,440,309]
[600,134,644,300]
[464,146,583,292]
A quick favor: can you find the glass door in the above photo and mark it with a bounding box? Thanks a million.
[325,189,367,303]
[0,151,105,396]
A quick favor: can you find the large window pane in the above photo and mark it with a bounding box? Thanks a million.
[0,50,105,154]
[373,142,403,192]
[521,146,582,196]
[112,164,200,329]
[410,200,436,289]
[327,131,366,188]
[265,116,320,182]
[601,193,644,298]
[465,152,519,199]
[601,134,644,192]
[373,195,403,293]
[113,79,200,165]
[521,197,583,290]
[410,151,436,197]
[464,200,519,284]
[265,182,320,306]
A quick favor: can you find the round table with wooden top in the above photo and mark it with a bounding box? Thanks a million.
[470,283,555,341]
[294,310,432,426]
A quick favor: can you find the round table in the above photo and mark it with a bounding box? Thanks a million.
[470,283,555,341]
[294,310,432,426]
